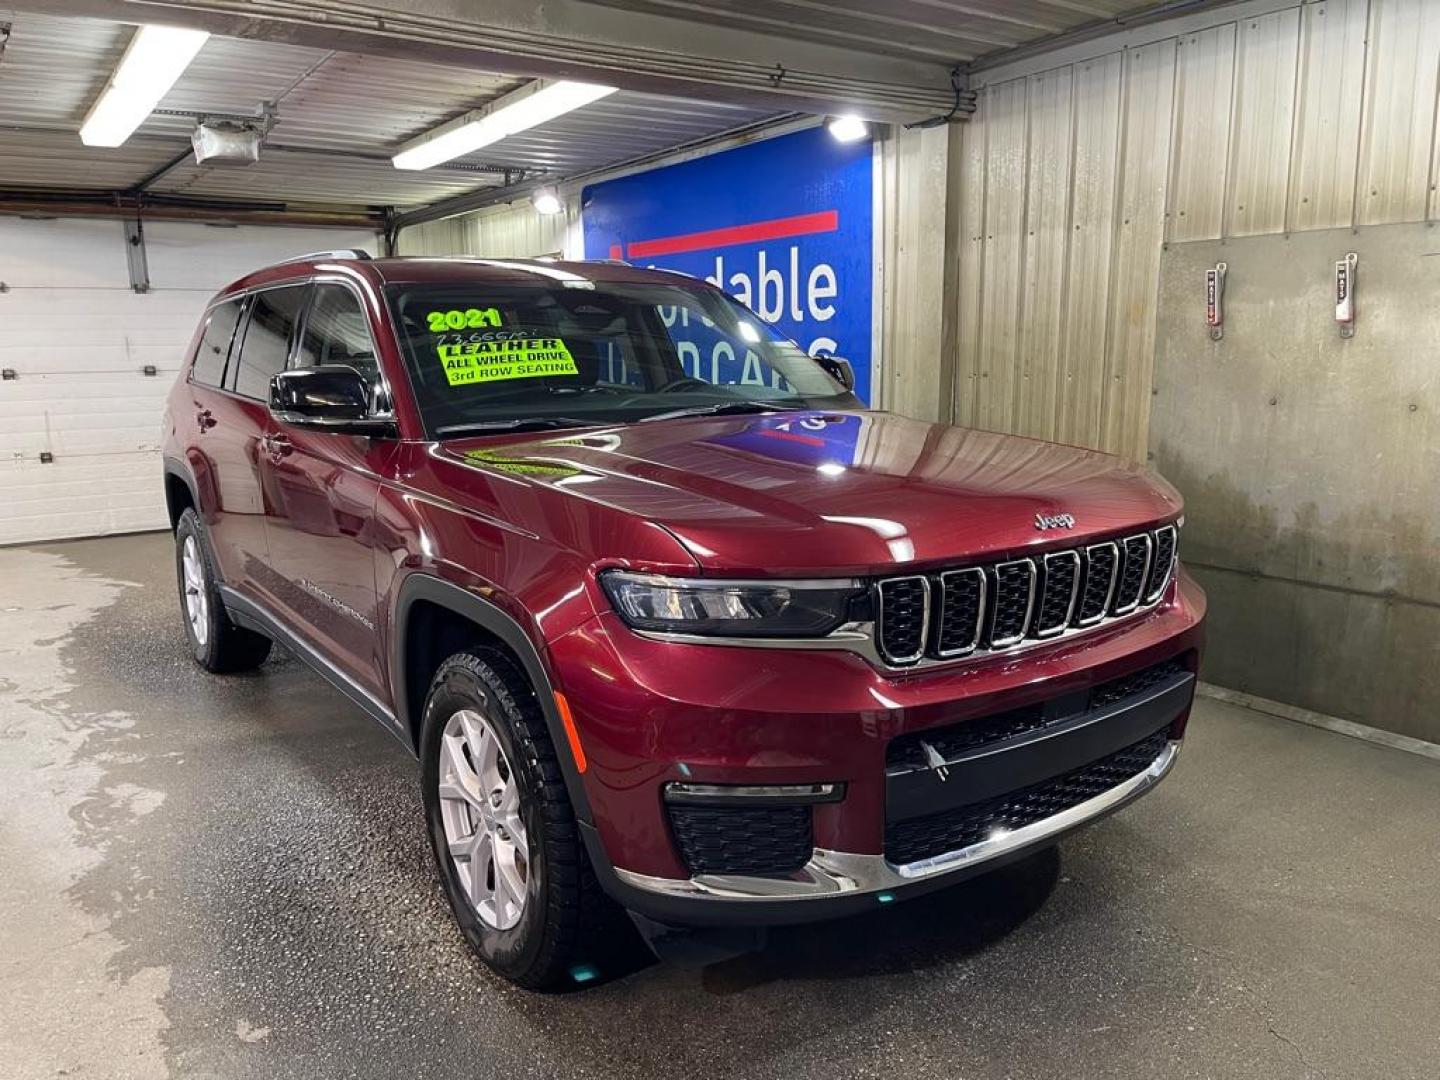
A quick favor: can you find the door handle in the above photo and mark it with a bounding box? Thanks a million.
[196,409,217,430]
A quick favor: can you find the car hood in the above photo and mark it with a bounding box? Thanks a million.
[439,410,1182,576]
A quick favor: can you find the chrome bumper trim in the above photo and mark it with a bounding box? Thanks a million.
[613,740,1181,903]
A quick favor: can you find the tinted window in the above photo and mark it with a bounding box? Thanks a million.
[295,285,379,385]
[191,300,242,387]
[232,286,308,400]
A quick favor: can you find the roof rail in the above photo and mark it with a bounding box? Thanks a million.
[276,249,373,265]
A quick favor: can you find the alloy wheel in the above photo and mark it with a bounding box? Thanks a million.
[437,708,530,930]
[182,535,210,646]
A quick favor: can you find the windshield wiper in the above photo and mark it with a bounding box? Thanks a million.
[639,401,807,423]
[435,417,598,436]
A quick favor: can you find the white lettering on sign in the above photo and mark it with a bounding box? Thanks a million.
[707,247,839,329]
[648,243,849,384]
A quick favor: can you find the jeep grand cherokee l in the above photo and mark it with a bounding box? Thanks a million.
[161,251,1205,989]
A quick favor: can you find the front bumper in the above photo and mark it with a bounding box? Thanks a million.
[550,570,1205,926]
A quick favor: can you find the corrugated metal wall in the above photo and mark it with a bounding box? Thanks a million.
[395,202,576,259]
[877,123,958,419]
[957,0,1440,460]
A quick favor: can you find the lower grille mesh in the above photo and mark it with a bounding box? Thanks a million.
[669,804,813,876]
[886,656,1189,772]
[884,730,1170,865]
[1089,659,1186,709]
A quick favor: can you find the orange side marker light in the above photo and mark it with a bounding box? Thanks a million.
[554,691,587,774]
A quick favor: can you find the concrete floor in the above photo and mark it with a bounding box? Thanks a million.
[2,532,1438,1080]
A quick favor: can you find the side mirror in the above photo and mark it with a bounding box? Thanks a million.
[812,353,856,392]
[269,366,396,436]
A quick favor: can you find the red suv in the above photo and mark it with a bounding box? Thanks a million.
[162,251,1205,988]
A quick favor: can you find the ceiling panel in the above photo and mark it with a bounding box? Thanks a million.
[1,2,1191,212]
[0,128,174,190]
[0,9,126,128]
[150,148,503,207]
[0,8,782,210]
[575,0,1159,64]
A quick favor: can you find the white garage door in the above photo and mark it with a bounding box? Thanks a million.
[0,219,378,546]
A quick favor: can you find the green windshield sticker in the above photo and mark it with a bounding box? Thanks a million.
[463,448,582,478]
[427,308,502,332]
[438,338,578,386]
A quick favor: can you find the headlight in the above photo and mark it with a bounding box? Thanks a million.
[599,571,862,637]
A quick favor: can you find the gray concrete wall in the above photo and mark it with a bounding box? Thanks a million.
[1152,223,1439,742]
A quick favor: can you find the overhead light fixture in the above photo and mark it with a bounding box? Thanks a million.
[393,80,617,171]
[531,187,563,215]
[79,25,210,147]
[826,115,869,143]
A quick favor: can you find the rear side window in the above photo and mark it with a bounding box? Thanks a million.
[295,285,380,385]
[190,300,242,388]
[232,286,309,400]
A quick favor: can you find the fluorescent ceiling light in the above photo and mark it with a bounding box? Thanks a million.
[393,80,617,171]
[79,25,210,147]
[531,187,563,215]
[826,115,869,143]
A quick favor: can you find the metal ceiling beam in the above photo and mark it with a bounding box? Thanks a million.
[128,148,193,194]
[19,0,959,123]
[0,189,385,228]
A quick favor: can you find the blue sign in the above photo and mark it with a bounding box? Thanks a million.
[581,127,875,402]
[707,413,867,468]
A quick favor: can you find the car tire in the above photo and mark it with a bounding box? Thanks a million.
[174,508,272,673]
[420,649,615,990]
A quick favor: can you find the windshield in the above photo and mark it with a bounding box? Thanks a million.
[386,278,858,436]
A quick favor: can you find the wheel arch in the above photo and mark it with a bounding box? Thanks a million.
[162,458,199,531]
[393,574,595,832]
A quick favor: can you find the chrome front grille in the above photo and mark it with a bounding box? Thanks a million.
[874,525,1180,667]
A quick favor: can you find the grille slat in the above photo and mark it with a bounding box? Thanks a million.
[1076,543,1119,625]
[1145,525,1177,603]
[988,560,1036,646]
[875,576,929,664]
[1111,534,1153,614]
[874,526,1178,667]
[934,568,985,657]
[1034,552,1080,637]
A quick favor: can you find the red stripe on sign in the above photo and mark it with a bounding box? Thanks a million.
[757,427,827,447]
[626,210,839,259]
[608,244,622,260]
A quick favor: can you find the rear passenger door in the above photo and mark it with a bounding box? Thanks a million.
[258,281,398,709]
[208,284,310,605]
